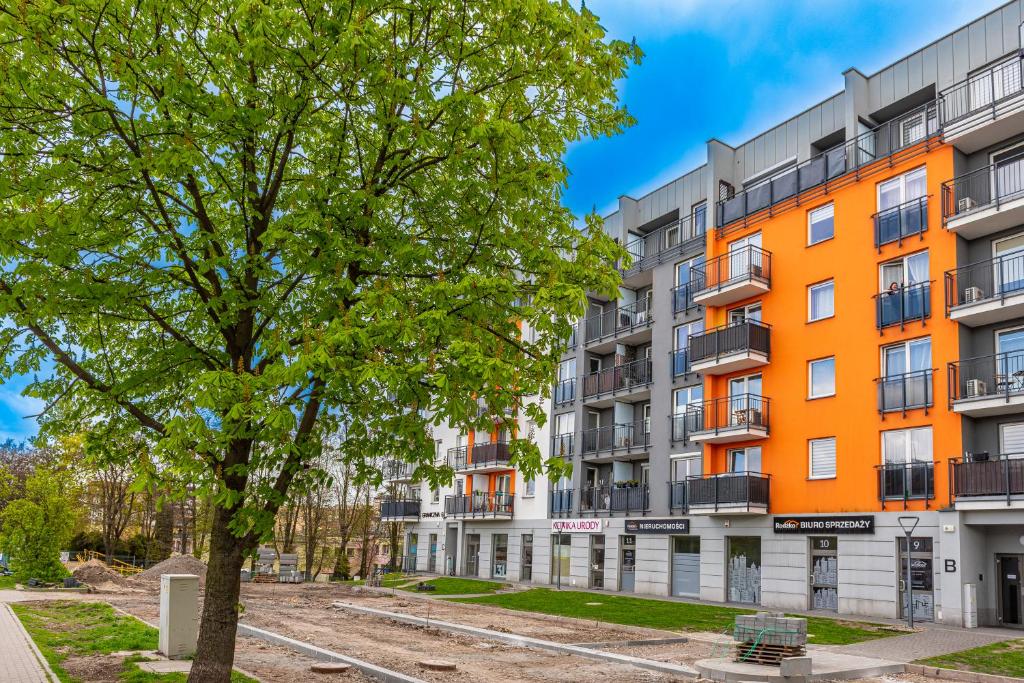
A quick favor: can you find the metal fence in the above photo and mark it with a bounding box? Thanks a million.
[688,320,770,364]
[581,422,650,455]
[948,351,1024,404]
[950,455,1024,506]
[580,485,650,515]
[624,214,706,274]
[678,473,770,512]
[939,55,1024,124]
[945,251,1024,312]
[942,154,1024,221]
[444,492,514,518]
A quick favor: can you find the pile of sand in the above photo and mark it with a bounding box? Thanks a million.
[137,554,208,583]
[72,559,129,590]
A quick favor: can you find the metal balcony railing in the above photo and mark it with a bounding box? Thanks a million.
[581,422,650,455]
[876,462,935,509]
[380,498,421,519]
[553,378,576,405]
[581,358,652,398]
[690,245,771,296]
[873,196,928,249]
[446,446,467,469]
[942,153,1024,222]
[451,441,512,471]
[939,55,1024,125]
[669,480,688,511]
[670,410,706,442]
[550,489,575,517]
[679,473,770,512]
[580,485,650,515]
[670,349,690,378]
[671,282,699,315]
[874,281,931,330]
[688,320,770,365]
[685,394,770,436]
[383,460,416,480]
[550,433,575,458]
[624,213,706,274]
[948,351,1024,404]
[876,370,934,414]
[950,455,1024,506]
[444,492,514,518]
[584,299,653,343]
[945,252,1024,312]
[717,102,939,230]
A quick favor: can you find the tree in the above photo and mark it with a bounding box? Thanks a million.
[0,3,636,680]
[0,466,78,582]
[82,428,144,561]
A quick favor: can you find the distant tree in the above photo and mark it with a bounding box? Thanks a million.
[82,429,146,561]
[0,466,78,582]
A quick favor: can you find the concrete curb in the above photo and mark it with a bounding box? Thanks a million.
[5,603,61,683]
[905,663,1024,683]
[574,636,691,649]
[237,622,427,683]
[333,600,700,678]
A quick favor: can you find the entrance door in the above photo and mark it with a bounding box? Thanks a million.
[620,536,636,592]
[898,536,934,622]
[428,534,437,573]
[465,534,481,577]
[727,537,762,604]
[809,537,838,611]
[589,534,606,589]
[671,536,701,597]
[491,534,508,579]
[445,525,458,576]
[550,534,571,585]
[520,534,533,582]
[998,555,1023,626]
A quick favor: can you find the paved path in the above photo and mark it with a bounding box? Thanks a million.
[0,601,56,682]
[835,622,1019,662]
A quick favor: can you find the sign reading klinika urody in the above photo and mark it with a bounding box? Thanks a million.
[550,519,603,533]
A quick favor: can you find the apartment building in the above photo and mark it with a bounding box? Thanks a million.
[390,1,1024,628]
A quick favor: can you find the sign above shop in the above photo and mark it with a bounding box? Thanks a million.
[773,515,874,534]
[551,519,603,533]
[624,519,690,534]
[421,512,442,518]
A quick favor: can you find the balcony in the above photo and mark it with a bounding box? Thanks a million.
[950,456,1024,509]
[672,282,700,316]
[584,299,652,350]
[673,473,770,515]
[941,154,1024,239]
[949,351,1024,416]
[876,462,935,509]
[580,485,650,516]
[874,282,930,331]
[581,358,652,405]
[691,246,771,307]
[553,378,576,406]
[452,441,513,474]
[717,102,939,231]
[873,196,928,249]
[876,370,934,415]
[945,252,1024,327]
[581,422,650,458]
[939,55,1024,153]
[550,489,575,517]
[551,433,575,458]
[380,498,421,521]
[685,394,769,444]
[384,460,416,482]
[688,320,770,375]
[670,411,704,442]
[623,214,705,279]
[444,492,514,519]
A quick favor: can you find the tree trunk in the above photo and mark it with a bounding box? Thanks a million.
[186,505,247,683]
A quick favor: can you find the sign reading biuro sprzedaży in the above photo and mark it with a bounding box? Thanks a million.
[773,515,875,534]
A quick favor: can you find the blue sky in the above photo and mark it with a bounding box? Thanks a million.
[0,0,1008,443]
[563,0,1006,217]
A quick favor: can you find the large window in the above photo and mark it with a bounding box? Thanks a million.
[808,203,834,245]
[808,357,836,399]
[672,386,703,440]
[882,427,932,465]
[729,446,762,473]
[692,202,707,237]
[878,167,926,212]
[808,280,834,322]
[809,437,837,479]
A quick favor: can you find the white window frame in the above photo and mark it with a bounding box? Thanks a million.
[808,437,837,480]
[673,386,703,415]
[881,337,931,377]
[808,357,836,399]
[691,202,708,238]
[808,280,835,322]
[877,167,926,212]
[523,477,536,498]
[807,203,835,246]
[881,426,932,465]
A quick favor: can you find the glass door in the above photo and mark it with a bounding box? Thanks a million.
[996,328,1024,393]
[520,534,533,582]
[589,535,606,589]
[727,537,762,604]
[881,338,931,410]
[994,233,1024,296]
[728,233,762,282]
[729,374,762,427]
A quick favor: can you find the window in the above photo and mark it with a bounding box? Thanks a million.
[729,446,762,473]
[880,338,932,411]
[808,204,834,245]
[524,478,536,497]
[880,251,928,292]
[672,386,703,441]
[999,423,1024,456]
[878,167,926,212]
[692,202,707,237]
[808,281,834,322]
[809,438,837,479]
[431,487,440,504]
[671,455,702,480]
[882,427,932,465]
[808,357,835,399]
[728,302,762,324]
[882,338,931,377]
[434,439,443,464]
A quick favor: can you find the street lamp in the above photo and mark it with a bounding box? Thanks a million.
[898,515,920,629]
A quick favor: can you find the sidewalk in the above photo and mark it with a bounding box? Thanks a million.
[835,621,1018,662]
[0,598,57,682]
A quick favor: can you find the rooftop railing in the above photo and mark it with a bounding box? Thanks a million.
[939,55,1024,125]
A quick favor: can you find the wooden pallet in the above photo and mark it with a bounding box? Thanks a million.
[734,642,806,666]
[252,573,278,583]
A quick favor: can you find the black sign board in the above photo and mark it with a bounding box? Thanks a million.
[898,536,933,553]
[624,519,690,534]
[773,515,874,534]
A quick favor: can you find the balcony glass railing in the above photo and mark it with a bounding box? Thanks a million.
[553,378,576,405]
[946,251,1024,311]
[948,351,1024,403]
[579,485,650,515]
[690,245,771,296]
[942,153,1024,221]
[624,213,705,274]
[874,196,928,248]
[670,410,704,442]
[550,433,574,458]
[581,422,650,455]
[670,349,690,378]
[685,394,770,436]
[688,320,770,365]
[950,455,1024,505]
[678,473,770,512]
[581,358,652,398]
[550,489,574,516]
[876,462,934,508]
[874,281,930,329]
[876,370,933,414]
[939,55,1024,124]
[384,460,416,480]
[671,282,699,315]
[444,492,514,518]
[584,299,653,343]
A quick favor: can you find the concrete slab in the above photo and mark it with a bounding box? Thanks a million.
[137,660,192,674]
[695,651,904,682]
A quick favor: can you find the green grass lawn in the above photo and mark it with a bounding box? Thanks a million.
[918,639,1024,677]
[11,600,256,683]
[0,574,17,589]
[398,577,506,595]
[453,588,903,645]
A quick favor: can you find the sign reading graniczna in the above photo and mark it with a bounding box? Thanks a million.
[625,519,690,534]
[550,519,603,533]
[773,515,875,534]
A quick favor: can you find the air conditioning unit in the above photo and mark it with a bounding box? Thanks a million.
[965,379,987,398]
[958,197,977,213]
[963,286,985,304]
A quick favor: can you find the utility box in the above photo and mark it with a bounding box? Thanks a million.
[159,574,200,659]
[963,583,978,629]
